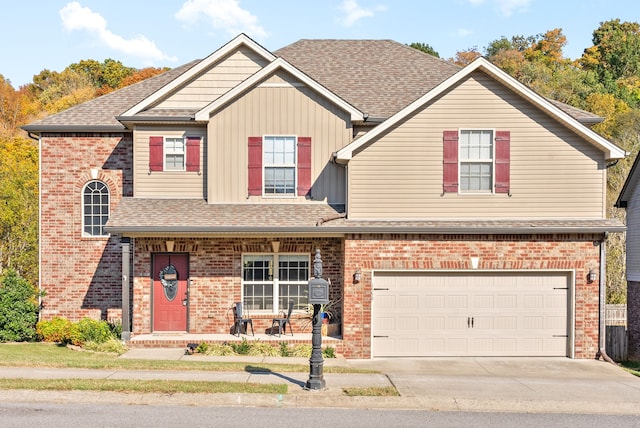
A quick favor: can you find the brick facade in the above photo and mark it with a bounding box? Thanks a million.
[131,237,344,337]
[342,233,602,359]
[39,133,132,322]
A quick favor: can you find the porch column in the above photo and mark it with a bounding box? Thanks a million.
[121,237,131,341]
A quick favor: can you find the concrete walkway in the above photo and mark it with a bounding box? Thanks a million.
[1,348,640,414]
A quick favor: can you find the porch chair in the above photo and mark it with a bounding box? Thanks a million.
[270,301,294,337]
[232,302,254,336]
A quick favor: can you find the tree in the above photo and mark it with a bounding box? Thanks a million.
[450,48,481,66]
[408,42,439,57]
[578,19,640,107]
[0,137,38,285]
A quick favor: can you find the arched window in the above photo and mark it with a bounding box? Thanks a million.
[82,180,109,236]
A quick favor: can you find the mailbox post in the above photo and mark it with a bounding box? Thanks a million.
[305,249,329,390]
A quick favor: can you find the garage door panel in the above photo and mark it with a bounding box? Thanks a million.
[372,271,570,357]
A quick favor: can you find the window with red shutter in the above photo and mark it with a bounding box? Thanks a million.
[186,136,201,173]
[247,137,263,196]
[149,136,164,172]
[442,131,459,193]
[494,131,510,194]
[297,137,312,196]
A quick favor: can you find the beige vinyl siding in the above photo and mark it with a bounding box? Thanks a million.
[207,71,351,204]
[153,47,269,110]
[134,126,206,198]
[348,71,606,219]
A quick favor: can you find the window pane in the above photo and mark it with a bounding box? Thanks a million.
[263,136,296,195]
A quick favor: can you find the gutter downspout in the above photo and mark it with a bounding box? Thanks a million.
[27,131,43,320]
[596,232,616,364]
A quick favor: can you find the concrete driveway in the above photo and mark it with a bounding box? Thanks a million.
[346,357,640,414]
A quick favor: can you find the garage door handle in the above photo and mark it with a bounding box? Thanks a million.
[467,317,474,328]
[373,288,389,291]
[373,335,389,338]
[553,335,568,337]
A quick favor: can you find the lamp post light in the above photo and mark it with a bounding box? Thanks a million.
[305,249,329,390]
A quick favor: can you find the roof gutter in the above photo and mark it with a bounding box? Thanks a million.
[105,224,626,236]
[21,125,128,133]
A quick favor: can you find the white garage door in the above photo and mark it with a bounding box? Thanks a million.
[372,271,570,357]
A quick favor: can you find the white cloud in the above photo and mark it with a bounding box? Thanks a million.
[59,2,177,63]
[495,0,531,16]
[175,0,267,39]
[337,0,388,27]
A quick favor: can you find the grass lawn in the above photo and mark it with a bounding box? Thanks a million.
[0,343,387,396]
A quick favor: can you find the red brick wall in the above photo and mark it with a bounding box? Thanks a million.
[342,233,602,359]
[131,237,344,335]
[39,133,132,322]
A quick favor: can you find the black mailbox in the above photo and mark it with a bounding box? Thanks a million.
[308,277,329,304]
[308,249,329,305]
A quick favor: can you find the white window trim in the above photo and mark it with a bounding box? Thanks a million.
[262,135,298,198]
[242,252,309,314]
[458,128,496,195]
[164,137,186,172]
[81,180,110,238]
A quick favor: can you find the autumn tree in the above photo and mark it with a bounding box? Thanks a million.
[0,137,38,285]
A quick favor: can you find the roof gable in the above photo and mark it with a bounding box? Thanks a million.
[120,34,275,118]
[335,57,626,162]
[194,57,363,121]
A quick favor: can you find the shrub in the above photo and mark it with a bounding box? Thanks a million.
[0,269,40,342]
[36,317,74,343]
[279,341,290,357]
[323,346,336,359]
[247,341,279,357]
[230,337,251,355]
[70,318,113,345]
[196,342,209,354]
[107,319,122,339]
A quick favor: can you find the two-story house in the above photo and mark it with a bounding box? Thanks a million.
[24,34,625,359]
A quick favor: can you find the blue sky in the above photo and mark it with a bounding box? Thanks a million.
[3,0,640,87]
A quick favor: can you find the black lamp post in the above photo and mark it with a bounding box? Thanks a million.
[305,249,329,390]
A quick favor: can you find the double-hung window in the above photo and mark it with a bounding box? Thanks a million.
[459,130,494,193]
[247,135,312,197]
[263,136,296,195]
[164,137,185,171]
[242,254,309,313]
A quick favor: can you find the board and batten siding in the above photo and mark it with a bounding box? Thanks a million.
[348,71,607,219]
[206,71,352,204]
[133,126,206,198]
[153,46,270,110]
[626,181,640,281]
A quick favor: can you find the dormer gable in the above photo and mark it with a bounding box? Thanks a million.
[120,33,275,118]
[194,57,363,122]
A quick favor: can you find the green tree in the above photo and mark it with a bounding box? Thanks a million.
[408,42,439,57]
[0,269,40,341]
[578,19,640,107]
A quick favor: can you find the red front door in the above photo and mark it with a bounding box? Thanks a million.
[152,253,188,331]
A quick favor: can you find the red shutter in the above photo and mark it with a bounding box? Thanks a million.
[149,136,164,172]
[297,137,312,196]
[442,131,459,193]
[247,137,263,196]
[494,131,510,194]
[186,136,201,172]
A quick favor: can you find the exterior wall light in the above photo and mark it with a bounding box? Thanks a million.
[587,269,597,283]
[353,268,362,283]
